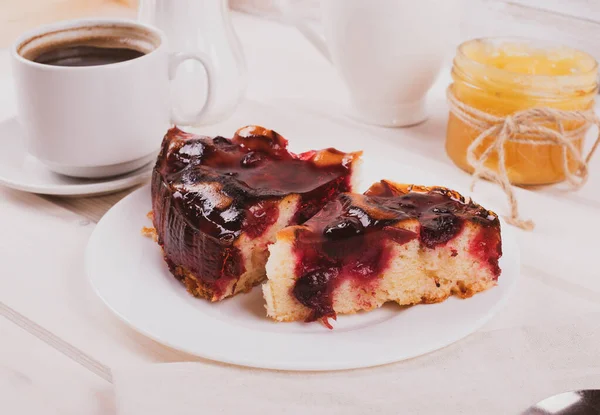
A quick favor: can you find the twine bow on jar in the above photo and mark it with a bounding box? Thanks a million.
[447,87,600,231]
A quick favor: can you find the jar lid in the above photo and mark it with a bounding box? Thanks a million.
[453,37,598,98]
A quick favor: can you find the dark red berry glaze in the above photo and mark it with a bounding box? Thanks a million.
[291,180,502,325]
[151,126,360,297]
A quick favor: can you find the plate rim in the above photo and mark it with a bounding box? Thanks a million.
[0,168,152,196]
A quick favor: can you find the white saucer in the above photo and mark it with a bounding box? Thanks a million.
[85,158,520,371]
[0,117,154,196]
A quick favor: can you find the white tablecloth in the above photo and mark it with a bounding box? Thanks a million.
[112,314,600,414]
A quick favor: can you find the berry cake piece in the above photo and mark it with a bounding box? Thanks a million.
[151,125,361,301]
[263,180,502,327]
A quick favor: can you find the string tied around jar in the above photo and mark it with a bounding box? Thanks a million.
[446,86,600,231]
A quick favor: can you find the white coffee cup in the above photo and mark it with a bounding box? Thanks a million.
[281,0,462,127]
[11,19,216,178]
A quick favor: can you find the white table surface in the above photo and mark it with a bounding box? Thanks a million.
[2,12,600,414]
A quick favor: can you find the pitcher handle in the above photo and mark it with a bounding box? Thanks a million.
[278,0,331,62]
[168,51,216,126]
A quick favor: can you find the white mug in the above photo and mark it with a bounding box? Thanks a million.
[281,0,462,127]
[11,19,216,178]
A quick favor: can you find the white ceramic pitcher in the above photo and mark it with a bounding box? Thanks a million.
[139,0,247,125]
[281,0,462,127]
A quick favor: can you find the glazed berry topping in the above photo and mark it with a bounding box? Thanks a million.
[291,181,501,326]
[155,126,360,240]
[420,212,462,248]
[232,125,292,159]
[293,269,336,315]
[212,136,231,146]
[323,216,365,239]
[240,151,265,168]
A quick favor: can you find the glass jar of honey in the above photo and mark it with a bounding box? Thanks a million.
[446,37,598,185]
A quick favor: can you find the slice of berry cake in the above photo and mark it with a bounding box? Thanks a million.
[151,125,361,301]
[263,180,502,327]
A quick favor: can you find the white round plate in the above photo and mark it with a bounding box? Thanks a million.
[86,159,519,371]
[0,117,153,196]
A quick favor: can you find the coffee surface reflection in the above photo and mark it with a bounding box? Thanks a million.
[33,45,145,67]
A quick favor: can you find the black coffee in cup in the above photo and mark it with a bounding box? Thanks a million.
[17,24,156,68]
[33,45,145,67]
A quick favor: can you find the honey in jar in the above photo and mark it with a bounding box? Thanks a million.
[446,37,598,185]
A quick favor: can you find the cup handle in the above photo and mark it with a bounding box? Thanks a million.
[278,0,331,62]
[168,51,216,126]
